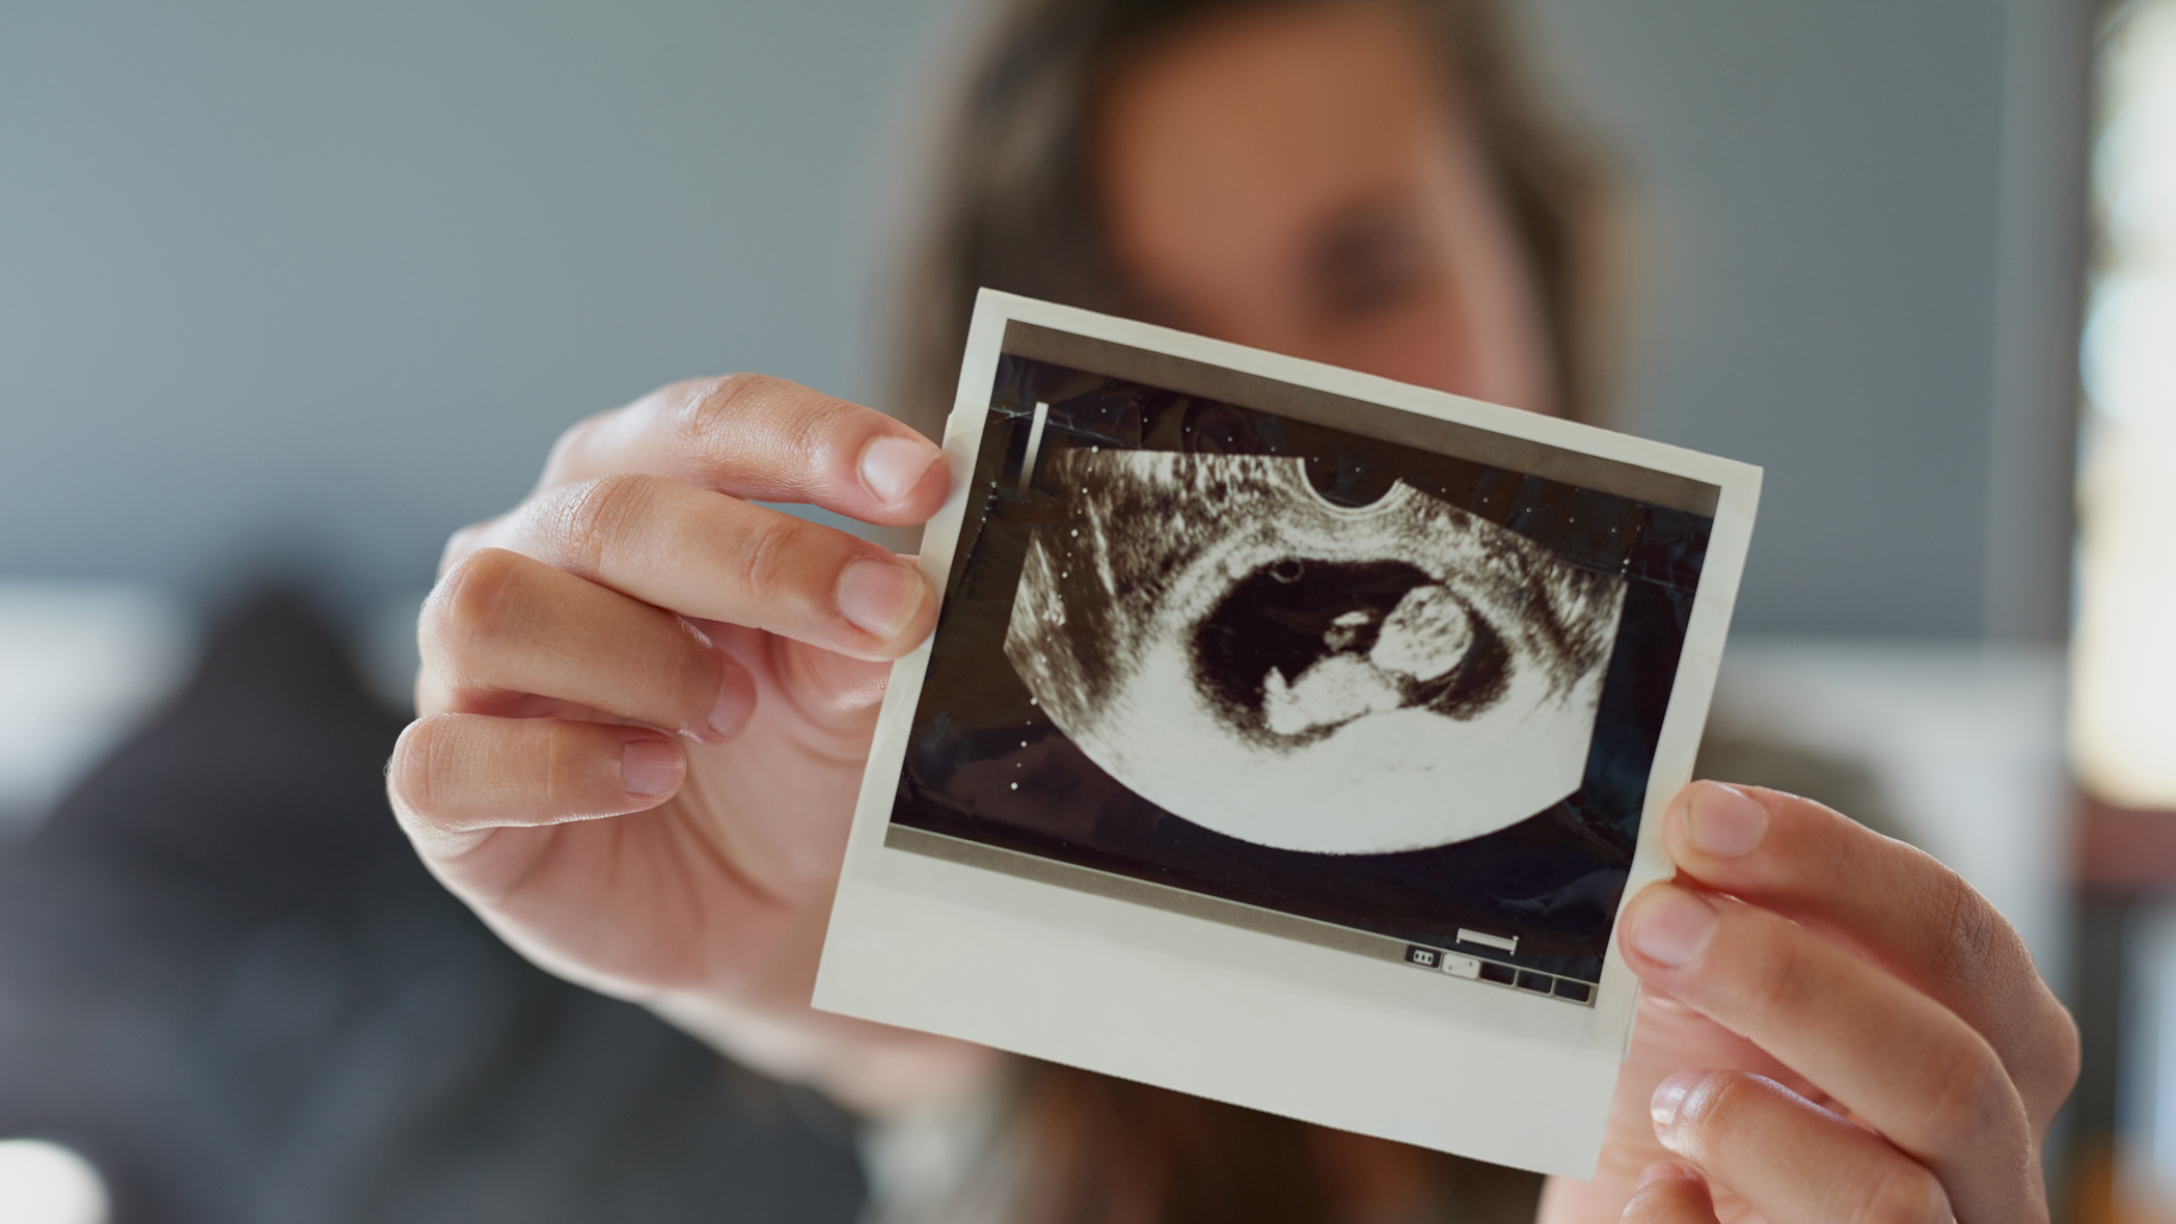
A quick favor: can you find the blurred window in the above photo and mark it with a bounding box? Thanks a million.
[2074,0,2176,809]
[2089,4,2176,1217]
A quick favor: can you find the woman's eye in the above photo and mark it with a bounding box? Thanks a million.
[1308,203,1431,321]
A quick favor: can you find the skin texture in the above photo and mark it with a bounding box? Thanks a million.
[389,0,2077,1216]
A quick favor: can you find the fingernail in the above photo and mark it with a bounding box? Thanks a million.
[860,435,943,507]
[1686,783,1767,858]
[837,557,926,639]
[1629,888,1718,968]
[622,737,683,797]
[1635,1159,1700,1188]
[1650,1071,1706,1139]
[706,663,755,741]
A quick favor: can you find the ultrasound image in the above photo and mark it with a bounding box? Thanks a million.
[1003,452,1625,855]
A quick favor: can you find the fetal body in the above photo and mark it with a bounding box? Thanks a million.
[1002,451,1625,855]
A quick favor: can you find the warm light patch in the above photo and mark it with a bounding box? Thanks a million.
[2072,0,2176,809]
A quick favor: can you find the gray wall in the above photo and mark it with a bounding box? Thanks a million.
[1526,0,2089,638]
[0,0,965,601]
[0,0,2086,637]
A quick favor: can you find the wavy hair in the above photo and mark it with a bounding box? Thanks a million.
[886,0,1620,439]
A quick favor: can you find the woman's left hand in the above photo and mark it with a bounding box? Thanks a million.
[1539,782,2079,1223]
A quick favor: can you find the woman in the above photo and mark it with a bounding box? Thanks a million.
[387,0,2078,1219]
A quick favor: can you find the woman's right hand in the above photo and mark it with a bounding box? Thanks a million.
[386,375,993,1111]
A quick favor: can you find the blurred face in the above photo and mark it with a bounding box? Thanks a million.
[1095,0,1554,414]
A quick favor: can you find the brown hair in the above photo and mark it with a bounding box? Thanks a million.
[886,0,1620,440]
[986,1062,1545,1224]
[880,1,1613,1218]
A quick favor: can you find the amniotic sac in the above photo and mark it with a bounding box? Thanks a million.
[1002,451,1627,855]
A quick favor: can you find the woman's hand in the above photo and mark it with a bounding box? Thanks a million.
[1542,783,2079,1223]
[386,375,995,1112]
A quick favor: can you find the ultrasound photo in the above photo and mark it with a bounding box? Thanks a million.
[822,295,1758,1177]
[1003,452,1626,855]
[883,326,1720,998]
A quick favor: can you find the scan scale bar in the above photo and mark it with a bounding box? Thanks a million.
[1016,400,1050,496]
[1456,928,1519,954]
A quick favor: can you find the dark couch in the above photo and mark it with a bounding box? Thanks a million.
[0,590,866,1224]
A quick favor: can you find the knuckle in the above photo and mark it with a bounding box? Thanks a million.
[733,512,805,603]
[1917,1032,2017,1148]
[387,716,455,820]
[1741,919,1817,1017]
[538,721,578,808]
[425,548,530,665]
[1932,866,2003,987]
[673,373,839,475]
[671,373,776,442]
[547,473,657,575]
[1847,1162,1951,1224]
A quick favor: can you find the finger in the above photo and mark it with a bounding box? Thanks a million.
[538,375,949,525]
[1649,1070,1954,1224]
[388,714,685,858]
[1661,781,2078,1125]
[421,547,755,741]
[474,473,935,660]
[700,619,896,722]
[1619,883,2037,1222]
[1620,1164,1718,1224]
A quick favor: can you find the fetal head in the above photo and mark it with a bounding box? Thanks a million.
[1192,558,1491,741]
[1370,585,1474,680]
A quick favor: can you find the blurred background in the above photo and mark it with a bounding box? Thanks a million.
[0,0,2171,1220]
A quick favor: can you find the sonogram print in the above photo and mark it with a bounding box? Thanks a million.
[1003,451,1626,855]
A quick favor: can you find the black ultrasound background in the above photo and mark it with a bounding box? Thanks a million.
[891,355,1713,984]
